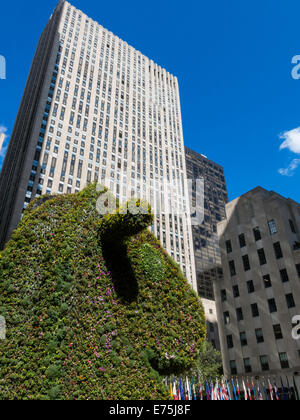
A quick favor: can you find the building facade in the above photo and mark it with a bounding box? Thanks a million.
[0,0,197,288]
[215,187,300,389]
[185,147,228,348]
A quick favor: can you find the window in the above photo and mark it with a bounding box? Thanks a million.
[289,219,297,234]
[296,264,300,278]
[240,331,247,346]
[230,360,237,375]
[242,255,251,271]
[260,355,269,371]
[263,274,272,288]
[226,240,232,254]
[273,324,283,340]
[224,311,230,325]
[279,352,289,369]
[273,242,283,259]
[251,303,259,317]
[227,335,234,349]
[233,285,240,298]
[239,234,246,248]
[268,220,278,235]
[221,289,227,302]
[279,269,289,283]
[244,358,252,373]
[253,226,262,241]
[268,298,277,313]
[286,293,296,309]
[236,308,244,322]
[258,248,267,265]
[247,280,255,294]
[229,260,236,277]
[255,328,264,344]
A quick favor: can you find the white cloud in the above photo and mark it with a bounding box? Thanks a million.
[279,127,300,154]
[0,125,7,135]
[278,127,300,176]
[278,159,300,177]
[0,125,8,158]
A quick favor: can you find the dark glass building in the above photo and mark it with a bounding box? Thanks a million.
[185,146,228,348]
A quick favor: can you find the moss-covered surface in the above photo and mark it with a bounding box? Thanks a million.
[0,184,206,400]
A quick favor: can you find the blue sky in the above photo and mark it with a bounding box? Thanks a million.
[1,0,300,202]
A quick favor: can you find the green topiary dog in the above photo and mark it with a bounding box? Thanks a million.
[0,184,206,400]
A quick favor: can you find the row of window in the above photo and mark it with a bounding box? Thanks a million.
[228,241,297,277]
[221,266,299,302]
[223,293,296,327]
[226,218,298,255]
[229,351,291,375]
[227,324,285,351]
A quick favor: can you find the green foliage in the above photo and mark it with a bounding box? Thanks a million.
[191,341,223,381]
[0,184,206,400]
[138,244,166,282]
[98,195,153,243]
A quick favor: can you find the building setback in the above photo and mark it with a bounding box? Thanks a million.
[185,147,228,349]
[215,187,300,390]
[0,0,197,288]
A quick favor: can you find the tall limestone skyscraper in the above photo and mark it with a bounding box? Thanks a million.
[0,0,196,287]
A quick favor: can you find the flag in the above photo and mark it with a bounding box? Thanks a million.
[177,380,181,401]
[262,380,269,401]
[210,380,215,401]
[246,379,252,400]
[214,381,219,400]
[226,380,232,400]
[199,379,204,400]
[180,379,185,400]
[185,377,191,400]
[236,379,241,400]
[170,381,173,399]
[274,382,280,401]
[222,380,229,400]
[243,380,248,401]
[268,379,274,401]
[192,378,197,400]
[231,379,237,400]
[293,376,300,401]
[257,382,264,400]
[280,377,288,400]
[205,380,211,400]
[219,384,224,401]
[173,380,177,400]
[252,380,257,400]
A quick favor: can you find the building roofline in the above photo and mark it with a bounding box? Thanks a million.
[63,1,178,79]
[185,146,225,169]
[229,186,300,207]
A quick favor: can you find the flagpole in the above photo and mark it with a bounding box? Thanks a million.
[293,375,300,401]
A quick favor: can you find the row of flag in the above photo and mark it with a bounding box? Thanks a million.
[166,376,300,401]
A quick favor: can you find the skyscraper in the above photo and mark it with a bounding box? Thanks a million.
[216,187,300,390]
[185,147,228,348]
[0,0,196,288]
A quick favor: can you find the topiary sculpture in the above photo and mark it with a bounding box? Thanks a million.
[0,184,206,400]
